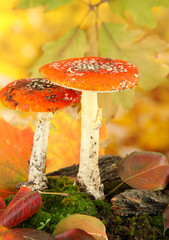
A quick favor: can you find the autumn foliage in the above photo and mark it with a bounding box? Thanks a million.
[0,119,33,197]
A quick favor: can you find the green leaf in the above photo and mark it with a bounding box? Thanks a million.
[99,89,134,114]
[37,225,44,230]
[31,28,88,77]
[46,218,51,224]
[17,0,44,8]
[45,0,72,11]
[111,89,134,109]
[99,23,169,91]
[109,0,169,28]
[17,0,72,11]
[109,0,127,18]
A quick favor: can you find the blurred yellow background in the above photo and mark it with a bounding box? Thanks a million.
[0,0,169,176]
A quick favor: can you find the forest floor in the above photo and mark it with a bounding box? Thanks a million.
[5,155,169,240]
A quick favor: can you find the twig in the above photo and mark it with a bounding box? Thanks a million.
[38,191,69,196]
[39,191,91,197]
[105,181,124,197]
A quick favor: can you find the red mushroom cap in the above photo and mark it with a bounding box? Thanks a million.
[0,78,81,112]
[40,57,139,92]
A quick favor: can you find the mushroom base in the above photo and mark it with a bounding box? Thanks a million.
[77,91,104,200]
[77,176,104,200]
[28,112,53,191]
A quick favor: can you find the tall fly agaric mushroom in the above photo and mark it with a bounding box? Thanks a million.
[40,57,139,199]
[0,78,81,190]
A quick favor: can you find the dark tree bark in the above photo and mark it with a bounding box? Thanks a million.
[111,189,169,216]
[47,154,122,184]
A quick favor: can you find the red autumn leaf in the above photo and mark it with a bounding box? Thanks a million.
[0,226,54,240]
[54,228,95,240]
[0,210,5,218]
[0,197,5,218]
[162,204,169,233]
[0,190,15,200]
[118,151,169,190]
[0,197,5,209]
[0,118,34,198]
[0,187,42,228]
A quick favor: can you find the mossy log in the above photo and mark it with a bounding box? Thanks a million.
[47,154,169,216]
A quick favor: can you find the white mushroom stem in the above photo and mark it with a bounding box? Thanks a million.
[77,91,104,200]
[28,112,53,191]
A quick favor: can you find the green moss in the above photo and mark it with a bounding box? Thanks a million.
[16,177,99,233]
[4,176,169,239]
[47,176,80,193]
[61,195,77,207]
[4,194,13,206]
[94,199,113,218]
[107,213,167,240]
[17,211,55,233]
[150,215,164,229]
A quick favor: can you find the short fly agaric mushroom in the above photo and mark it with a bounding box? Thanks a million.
[0,78,81,190]
[40,57,139,199]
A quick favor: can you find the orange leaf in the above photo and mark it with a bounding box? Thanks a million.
[46,111,107,173]
[0,118,34,197]
[118,151,169,190]
[53,214,108,240]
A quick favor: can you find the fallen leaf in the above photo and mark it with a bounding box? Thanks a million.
[0,226,54,239]
[0,198,5,218]
[163,204,169,233]
[118,151,169,190]
[0,198,5,209]
[53,214,108,240]
[0,187,42,228]
[54,228,95,240]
